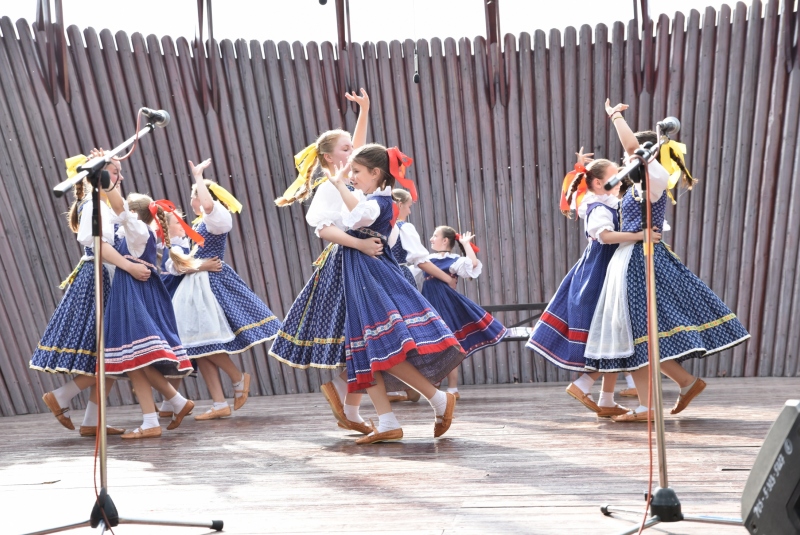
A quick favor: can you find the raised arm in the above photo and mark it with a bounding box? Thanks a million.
[189,158,215,214]
[605,99,639,156]
[345,89,370,149]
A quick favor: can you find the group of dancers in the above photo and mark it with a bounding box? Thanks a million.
[28,91,749,444]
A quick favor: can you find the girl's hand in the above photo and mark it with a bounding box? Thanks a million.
[126,262,151,281]
[344,88,370,110]
[199,257,223,272]
[356,237,383,258]
[324,162,351,188]
[89,147,104,159]
[447,275,458,290]
[648,229,662,244]
[575,146,594,167]
[189,158,212,181]
[605,98,629,117]
[458,231,475,244]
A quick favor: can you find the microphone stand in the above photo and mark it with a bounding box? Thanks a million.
[25,122,222,534]
[599,128,743,534]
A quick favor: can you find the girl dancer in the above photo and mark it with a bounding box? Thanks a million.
[270,89,383,434]
[164,160,282,421]
[584,100,750,421]
[104,193,198,438]
[526,148,657,417]
[327,144,464,444]
[31,152,149,436]
[423,226,508,399]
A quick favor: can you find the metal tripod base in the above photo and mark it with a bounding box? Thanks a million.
[21,490,223,535]
[601,487,742,535]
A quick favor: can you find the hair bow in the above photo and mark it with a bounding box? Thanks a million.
[280,143,319,202]
[207,183,242,213]
[386,147,417,201]
[454,233,480,254]
[65,154,88,179]
[150,200,205,247]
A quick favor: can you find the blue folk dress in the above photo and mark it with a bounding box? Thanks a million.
[526,193,620,371]
[422,254,507,356]
[29,199,117,376]
[269,181,349,369]
[388,220,424,288]
[171,201,281,358]
[103,206,193,377]
[340,187,465,392]
[584,162,750,371]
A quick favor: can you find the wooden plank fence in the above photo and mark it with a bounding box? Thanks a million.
[0,1,797,416]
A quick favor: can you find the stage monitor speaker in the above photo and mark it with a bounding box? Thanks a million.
[742,399,800,534]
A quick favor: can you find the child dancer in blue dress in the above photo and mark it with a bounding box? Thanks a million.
[526,149,657,417]
[423,226,508,399]
[163,160,282,421]
[326,144,464,444]
[104,193,196,438]
[584,100,750,422]
[30,152,150,436]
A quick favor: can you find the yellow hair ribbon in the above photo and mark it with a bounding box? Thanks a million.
[281,144,319,201]
[208,183,243,213]
[659,140,694,205]
[65,154,88,179]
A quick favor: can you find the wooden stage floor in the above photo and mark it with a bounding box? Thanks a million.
[2,377,797,534]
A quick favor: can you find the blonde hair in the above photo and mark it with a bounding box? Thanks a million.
[564,159,615,217]
[392,189,412,204]
[275,129,350,206]
[127,193,199,274]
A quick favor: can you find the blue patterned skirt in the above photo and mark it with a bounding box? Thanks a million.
[527,241,617,371]
[422,279,507,357]
[29,260,111,376]
[584,242,750,371]
[399,264,417,288]
[185,263,281,357]
[269,244,347,369]
[342,249,465,393]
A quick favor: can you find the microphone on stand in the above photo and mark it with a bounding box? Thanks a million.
[140,107,171,127]
[657,117,681,135]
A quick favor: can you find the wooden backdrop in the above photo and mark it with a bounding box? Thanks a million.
[0,0,798,416]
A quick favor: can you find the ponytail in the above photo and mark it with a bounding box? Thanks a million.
[66,179,88,232]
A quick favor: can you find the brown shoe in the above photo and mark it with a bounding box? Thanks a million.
[121,426,162,439]
[450,391,461,401]
[158,410,174,418]
[611,409,654,422]
[42,392,74,430]
[233,373,251,411]
[566,383,600,413]
[670,378,706,414]
[167,399,195,430]
[619,387,638,398]
[194,405,232,421]
[355,421,403,444]
[387,392,409,402]
[320,381,348,428]
[79,425,126,437]
[596,404,630,418]
[336,419,372,435]
[434,392,456,438]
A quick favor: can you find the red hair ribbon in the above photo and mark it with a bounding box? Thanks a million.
[574,162,587,174]
[387,147,417,201]
[149,200,206,247]
[560,170,588,213]
[454,233,480,254]
[391,202,400,227]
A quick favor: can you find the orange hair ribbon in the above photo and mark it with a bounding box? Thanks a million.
[149,200,205,247]
[387,147,417,201]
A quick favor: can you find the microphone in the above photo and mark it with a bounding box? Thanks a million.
[319,0,327,4]
[657,117,680,135]
[140,107,170,127]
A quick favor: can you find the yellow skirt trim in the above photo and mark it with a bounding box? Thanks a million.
[36,344,97,357]
[275,330,345,347]
[233,315,279,336]
[633,313,738,346]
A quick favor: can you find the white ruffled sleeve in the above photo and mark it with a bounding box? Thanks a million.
[77,201,116,248]
[398,223,431,266]
[449,255,483,279]
[306,181,346,236]
[646,160,670,201]
[111,201,151,259]
[586,207,616,243]
[202,200,233,235]
[341,189,381,230]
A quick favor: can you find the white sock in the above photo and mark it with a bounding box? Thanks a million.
[159,400,173,412]
[232,376,245,398]
[141,412,160,430]
[427,390,448,422]
[168,393,187,414]
[598,392,616,408]
[213,402,229,411]
[573,374,595,394]
[81,401,98,427]
[344,404,364,423]
[376,412,401,433]
[680,378,697,396]
[634,405,649,414]
[53,380,81,408]
[625,373,636,389]
[447,387,459,394]
[332,374,348,402]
